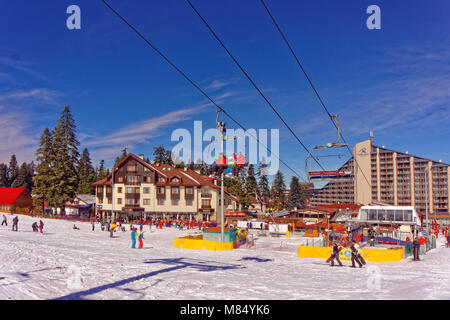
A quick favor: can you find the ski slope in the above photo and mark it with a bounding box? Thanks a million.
[0,214,449,300]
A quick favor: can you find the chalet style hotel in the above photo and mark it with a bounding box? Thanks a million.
[311,137,450,216]
[92,153,239,222]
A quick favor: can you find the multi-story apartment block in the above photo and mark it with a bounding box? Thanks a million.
[311,138,449,214]
[92,153,239,222]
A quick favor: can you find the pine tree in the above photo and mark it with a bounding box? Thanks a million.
[77,148,96,194]
[11,162,29,189]
[153,145,173,165]
[33,128,55,213]
[288,176,304,210]
[256,160,270,211]
[8,154,19,187]
[0,163,9,187]
[51,105,80,211]
[271,170,286,210]
[244,164,257,207]
[96,160,107,180]
[26,162,35,193]
[114,147,128,166]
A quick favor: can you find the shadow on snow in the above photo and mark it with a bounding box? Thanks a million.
[53,257,245,300]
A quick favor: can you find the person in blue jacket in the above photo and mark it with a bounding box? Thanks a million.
[131,228,137,248]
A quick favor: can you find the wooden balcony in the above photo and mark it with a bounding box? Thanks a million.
[201,193,212,198]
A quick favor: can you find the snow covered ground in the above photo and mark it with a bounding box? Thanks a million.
[0,214,449,300]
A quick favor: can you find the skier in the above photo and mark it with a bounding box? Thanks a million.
[32,222,38,232]
[138,231,144,248]
[1,214,7,226]
[327,242,343,267]
[369,234,376,247]
[92,221,95,231]
[73,224,80,230]
[412,237,421,261]
[12,216,18,232]
[131,228,138,248]
[39,220,44,234]
[349,242,363,268]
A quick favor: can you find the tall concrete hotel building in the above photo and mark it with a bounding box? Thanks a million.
[311,138,450,214]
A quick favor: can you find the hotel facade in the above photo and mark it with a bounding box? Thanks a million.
[92,153,239,222]
[311,138,450,215]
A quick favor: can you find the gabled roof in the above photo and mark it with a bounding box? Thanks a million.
[0,188,28,205]
[90,153,240,202]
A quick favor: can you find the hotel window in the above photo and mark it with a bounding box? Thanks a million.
[143,176,149,183]
[118,177,123,183]
[171,187,179,194]
[160,177,166,182]
[172,199,179,206]
[127,165,137,172]
[143,187,150,194]
[157,199,165,206]
[186,199,193,206]
[106,187,112,193]
[201,187,211,196]
[117,198,122,205]
[127,176,139,183]
[143,199,151,205]
[117,187,122,193]
[157,187,165,194]
[201,199,211,207]
[97,187,103,193]
[186,187,193,195]
[126,198,138,205]
[172,177,180,183]
[98,198,103,204]
[107,198,111,204]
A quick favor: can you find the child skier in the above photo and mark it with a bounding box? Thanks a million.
[138,232,144,248]
[39,220,44,234]
[1,214,7,226]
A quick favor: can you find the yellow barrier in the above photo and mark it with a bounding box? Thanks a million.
[298,245,405,262]
[174,236,234,251]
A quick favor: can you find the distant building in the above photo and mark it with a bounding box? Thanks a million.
[0,187,33,214]
[64,195,96,216]
[92,153,240,222]
[311,138,450,214]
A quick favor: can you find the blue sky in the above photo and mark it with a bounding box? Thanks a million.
[0,0,449,185]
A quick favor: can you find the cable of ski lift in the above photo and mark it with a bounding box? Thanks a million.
[101,0,307,182]
[184,0,328,172]
[259,0,372,190]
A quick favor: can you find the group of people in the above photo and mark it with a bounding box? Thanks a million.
[208,152,246,178]
[32,220,44,233]
[327,241,367,268]
[130,227,145,249]
[2,214,44,233]
[2,214,20,232]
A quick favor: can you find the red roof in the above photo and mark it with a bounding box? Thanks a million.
[314,203,361,214]
[0,188,27,205]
